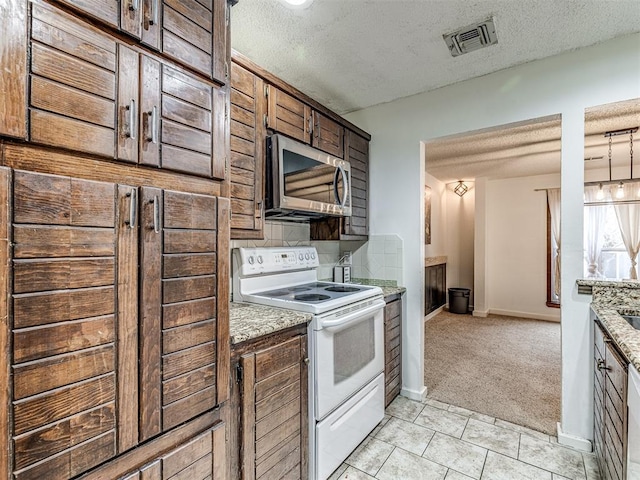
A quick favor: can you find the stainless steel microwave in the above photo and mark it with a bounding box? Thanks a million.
[265,134,352,219]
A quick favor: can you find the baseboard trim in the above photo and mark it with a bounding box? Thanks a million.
[556,422,592,452]
[400,386,427,402]
[489,309,560,323]
[424,306,445,321]
[472,309,488,318]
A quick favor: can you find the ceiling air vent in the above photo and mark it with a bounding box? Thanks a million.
[444,18,498,57]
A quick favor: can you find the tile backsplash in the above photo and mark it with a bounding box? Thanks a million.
[230,221,404,286]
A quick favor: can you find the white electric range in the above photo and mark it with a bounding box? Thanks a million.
[233,246,386,480]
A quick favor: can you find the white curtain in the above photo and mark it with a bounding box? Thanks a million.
[614,202,640,279]
[547,189,561,298]
[584,186,607,278]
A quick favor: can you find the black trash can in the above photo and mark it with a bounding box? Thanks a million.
[448,288,470,314]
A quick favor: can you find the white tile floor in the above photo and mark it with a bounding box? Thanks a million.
[328,397,601,480]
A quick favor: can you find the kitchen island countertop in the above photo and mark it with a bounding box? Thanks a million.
[229,302,312,345]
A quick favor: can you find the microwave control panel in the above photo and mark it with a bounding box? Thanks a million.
[235,247,319,276]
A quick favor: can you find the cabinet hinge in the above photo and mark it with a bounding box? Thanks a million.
[224,101,229,121]
[264,85,269,98]
[236,363,243,383]
[263,114,268,127]
[224,61,229,80]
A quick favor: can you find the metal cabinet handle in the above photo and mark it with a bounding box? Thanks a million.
[256,200,263,219]
[303,358,309,365]
[597,359,611,371]
[149,106,158,144]
[152,195,160,233]
[128,99,137,140]
[125,188,137,229]
[149,0,158,25]
[130,0,139,11]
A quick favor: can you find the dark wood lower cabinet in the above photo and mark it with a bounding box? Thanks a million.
[384,299,402,407]
[229,324,309,480]
[0,166,229,480]
[593,321,628,480]
[425,263,446,315]
[77,410,226,480]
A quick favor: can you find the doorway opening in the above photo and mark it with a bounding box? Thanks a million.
[423,114,562,434]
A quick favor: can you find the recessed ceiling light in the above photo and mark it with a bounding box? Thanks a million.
[280,0,314,9]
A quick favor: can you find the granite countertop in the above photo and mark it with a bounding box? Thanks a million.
[592,304,640,372]
[349,278,406,301]
[577,279,640,289]
[229,302,312,345]
[229,280,405,345]
[425,256,447,267]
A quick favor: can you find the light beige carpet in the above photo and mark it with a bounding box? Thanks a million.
[424,311,561,435]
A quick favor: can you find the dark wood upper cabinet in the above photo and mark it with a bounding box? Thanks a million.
[55,0,228,84]
[25,0,226,180]
[230,61,266,239]
[311,111,344,158]
[310,130,369,240]
[266,85,311,144]
[4,169,230,479]
[0,0,28,139]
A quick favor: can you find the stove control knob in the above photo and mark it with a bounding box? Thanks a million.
[311,252,316,259]
[248,256,255,265]
[257,255,263,264]
[298,253,304,261]
[305,253,310,260]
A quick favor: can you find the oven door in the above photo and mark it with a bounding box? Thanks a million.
[311,298,385,420]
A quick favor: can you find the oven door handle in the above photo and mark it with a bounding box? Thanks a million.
[320,300,385,330]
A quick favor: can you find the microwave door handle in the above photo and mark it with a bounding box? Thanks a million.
[333,165,349,208]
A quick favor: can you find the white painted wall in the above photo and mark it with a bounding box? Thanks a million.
[345,33,640,444]
[486,173,561,322]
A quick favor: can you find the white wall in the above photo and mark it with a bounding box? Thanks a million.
[345,33,640,443]
[486,173,561,322]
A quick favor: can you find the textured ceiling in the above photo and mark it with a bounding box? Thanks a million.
[231,0,640,115]
[425,98,640,183]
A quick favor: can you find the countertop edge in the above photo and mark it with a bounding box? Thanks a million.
[592,304,640,372]
[229,302,312,345]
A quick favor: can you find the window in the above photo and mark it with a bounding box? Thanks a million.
[587,204,632,279]
[546,204,560,307]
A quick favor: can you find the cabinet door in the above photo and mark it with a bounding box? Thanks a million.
[118,422,227,480]
[593,324,606,469]
[144,0,226,83]
[10,170,138,479]
[230,62,265,239]
[29,0,120,158]
[311,111,344,158]
[140,189,229,441]
[241,335,309,480]
[384,300,402,406]
[150,62,224,178]
[56,0,119,28]
[342,131,368,237]
[266,86,311,144]
[0,0,27,139]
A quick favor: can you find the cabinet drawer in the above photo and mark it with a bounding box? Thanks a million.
[255,336,303,380]
[385,300,401,321]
